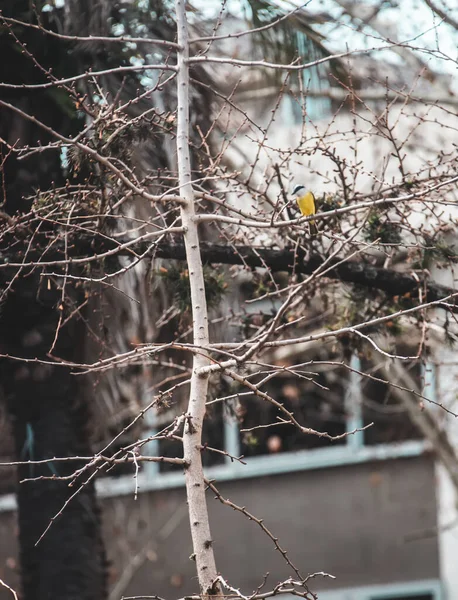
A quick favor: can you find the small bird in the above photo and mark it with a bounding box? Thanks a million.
[293,185,318,236]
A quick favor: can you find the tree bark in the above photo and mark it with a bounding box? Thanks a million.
[175,0,219,594]
[0,3,107,598]
[0,268,107,600]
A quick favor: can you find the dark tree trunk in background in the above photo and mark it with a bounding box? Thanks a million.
[0,2,108,598]
[0,273,107,600]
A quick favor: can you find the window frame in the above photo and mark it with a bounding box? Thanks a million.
[0,358,435,510]
[100,356,434,497]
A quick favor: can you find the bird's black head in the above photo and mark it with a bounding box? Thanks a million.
[292,184,305,195]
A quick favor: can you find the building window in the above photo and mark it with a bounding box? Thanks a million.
[0,348,437,508]
[223,347,427,465]
[360,353,424,446]
[239,359,349,456]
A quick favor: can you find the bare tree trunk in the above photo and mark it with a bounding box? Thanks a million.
[175,0,219,595]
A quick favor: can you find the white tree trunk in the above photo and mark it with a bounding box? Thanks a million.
[175,0,219,595]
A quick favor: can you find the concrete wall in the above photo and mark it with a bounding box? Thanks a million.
[102,455,438,599]
[0,455,439,599]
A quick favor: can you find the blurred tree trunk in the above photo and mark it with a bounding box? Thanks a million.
[0,1,108,598]
[0,272,107,600]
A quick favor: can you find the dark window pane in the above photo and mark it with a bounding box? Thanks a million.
[240,361,349,457]
[361,354,424,446]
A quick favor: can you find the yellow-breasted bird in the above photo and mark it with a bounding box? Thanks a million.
[293,185,318,236]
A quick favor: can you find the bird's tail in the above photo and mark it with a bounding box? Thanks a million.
[309,220,318,236]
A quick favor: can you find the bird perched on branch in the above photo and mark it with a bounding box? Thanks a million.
[293,185,318,236]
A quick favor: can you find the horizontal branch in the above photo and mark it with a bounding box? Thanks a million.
[0,64,176,90]
[152,242,457,307]
[1,233,456,310]
[187,39,405,71]
[0,13,181,48]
